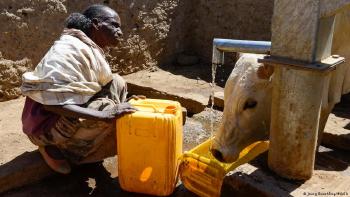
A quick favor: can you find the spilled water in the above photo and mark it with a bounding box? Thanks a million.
[182,108,223,151]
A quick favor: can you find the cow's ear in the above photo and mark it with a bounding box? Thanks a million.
[257,64,274,80]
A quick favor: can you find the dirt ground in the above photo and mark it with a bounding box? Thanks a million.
[0,97,36,164]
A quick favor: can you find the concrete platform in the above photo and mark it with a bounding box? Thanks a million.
[210,91,224,109]
[124,68,224,114]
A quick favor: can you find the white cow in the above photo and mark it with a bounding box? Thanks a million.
[211,11,350,163]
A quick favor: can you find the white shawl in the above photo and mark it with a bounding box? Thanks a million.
[21,29,113,105]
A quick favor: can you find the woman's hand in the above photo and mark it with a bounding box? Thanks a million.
[103,102,137,119]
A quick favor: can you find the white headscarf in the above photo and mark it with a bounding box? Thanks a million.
[21,29,113,105]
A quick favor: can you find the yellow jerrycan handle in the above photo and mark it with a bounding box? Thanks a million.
[131,103,178,114]
[225,140,269,172]
[131,103,159,113]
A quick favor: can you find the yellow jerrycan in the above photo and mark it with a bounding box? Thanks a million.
[179,139,269,197]
[116,98,183,196]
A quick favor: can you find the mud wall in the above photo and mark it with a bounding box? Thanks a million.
[190,0,274,63]
[0,0,273,101]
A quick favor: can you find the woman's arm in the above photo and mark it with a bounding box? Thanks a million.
[43,103,137,121]
[43,104,106,121]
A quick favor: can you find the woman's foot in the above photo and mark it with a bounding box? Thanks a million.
[38,145,71,174]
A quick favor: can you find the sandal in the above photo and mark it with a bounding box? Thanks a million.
[38,145,71,174]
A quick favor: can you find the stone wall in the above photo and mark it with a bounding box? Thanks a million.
[0,0,273,101]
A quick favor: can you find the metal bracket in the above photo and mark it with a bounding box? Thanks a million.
[258,55,345,73]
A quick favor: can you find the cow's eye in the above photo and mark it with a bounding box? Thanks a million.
[243,99,257,110]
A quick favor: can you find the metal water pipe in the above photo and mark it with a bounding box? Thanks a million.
[212,39,271,66]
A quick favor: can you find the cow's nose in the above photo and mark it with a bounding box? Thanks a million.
[211,148,224,162]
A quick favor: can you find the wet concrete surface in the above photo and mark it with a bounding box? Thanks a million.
[183,108,223,151]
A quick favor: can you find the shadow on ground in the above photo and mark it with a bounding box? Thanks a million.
[2,161,195,197]
[332,93,350,119]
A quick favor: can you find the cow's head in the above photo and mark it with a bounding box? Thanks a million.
[211,54,274,163]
